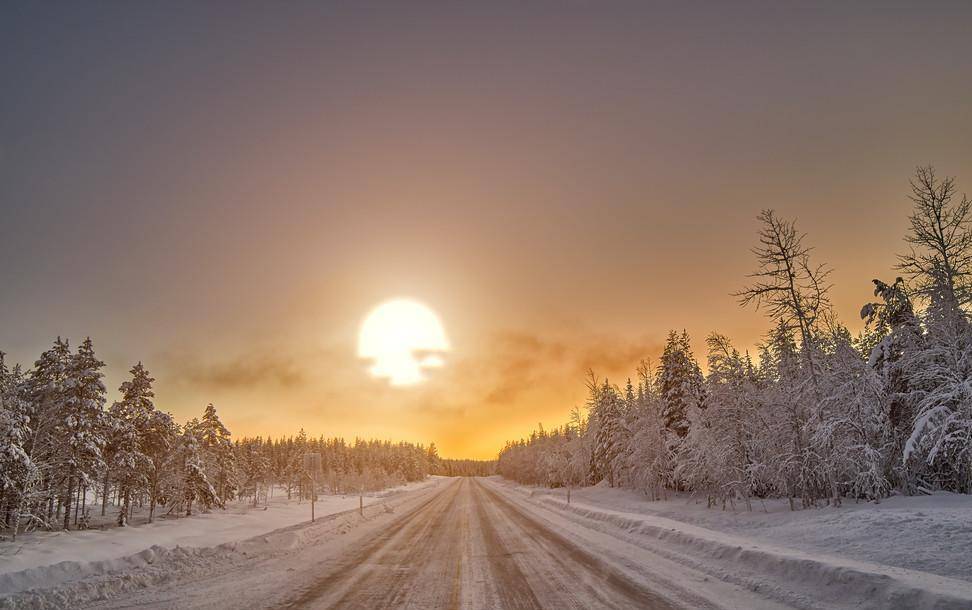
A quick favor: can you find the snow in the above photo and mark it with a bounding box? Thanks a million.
[2,476,969,609]
[493,477,972,609]
[2,477,781,610]
[0,477,441,598]
[507,482,972,581]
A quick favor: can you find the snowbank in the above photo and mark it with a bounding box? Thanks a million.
[493,479,972,610]
[501,481,972,581]
[0,477,441,599]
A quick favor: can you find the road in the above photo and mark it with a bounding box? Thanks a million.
[282,477,670,609]
[82,478,786,610]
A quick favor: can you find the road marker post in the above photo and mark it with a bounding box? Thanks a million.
[567,485,571,505]
[303,452,322,523]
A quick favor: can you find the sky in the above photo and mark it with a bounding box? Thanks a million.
[2,1,971,458]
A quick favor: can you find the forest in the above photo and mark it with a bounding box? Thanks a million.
[0,348,491,541]
[498,167,972,508]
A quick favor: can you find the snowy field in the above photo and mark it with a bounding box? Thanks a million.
[0,477,442,599]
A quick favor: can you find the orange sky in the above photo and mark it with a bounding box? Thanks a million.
[2,3,972,457]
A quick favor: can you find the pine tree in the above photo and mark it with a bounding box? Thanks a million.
[623,371,673,501]
[657,331,704,438]
[62,338,107,530]
[0,354,32,538]
[143,408,177,522]
[179,427,219,516]
[236,437,270,506]
[590,379,626,487]
[678,333,761,509]
[902,305,972,493]
[861,278,923,488]
[816,328,891,502]
[107,363,155,525]
[22,338,71,531]
[426,442,440,475]
[194,403,235,505]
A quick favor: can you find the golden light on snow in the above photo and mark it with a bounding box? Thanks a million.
[357,298,450,386]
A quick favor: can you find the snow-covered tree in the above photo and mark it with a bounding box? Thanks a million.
[178,427,220,516]
[61,338,107,529]
[106,363,155,525]
[860,277,923,488]
[623,372,674,501]
[815,327,892,502]
[589,379,627,487]
[678,334,762,509]
[657,331,704,438]
[143,408,178,522]
[0,354,33,538]
[892,168,972,493]
[11,338,72,533]
[426,442,441,475]
[901,309,972,493]
[236,437,270,507]
[193,403,236,504]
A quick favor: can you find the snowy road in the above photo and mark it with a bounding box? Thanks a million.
[283,477,670,609]
[73,477,786,610]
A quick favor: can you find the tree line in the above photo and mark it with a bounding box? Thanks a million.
[0,344,489,540]
[497,166,972,508]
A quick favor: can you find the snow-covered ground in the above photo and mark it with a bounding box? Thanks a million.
[3,476,970,609]
[0,477,441,598]
[3,477,787,610]
[496,479,972,582]
[493,477,972,609]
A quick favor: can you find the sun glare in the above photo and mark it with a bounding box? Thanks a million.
[357,298,450,386]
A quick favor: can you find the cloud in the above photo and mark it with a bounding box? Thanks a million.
[335,328,668,423]
[163,352,307,390]
[433,329,665,411]
[574,337,665,379]
[480,331,566,404]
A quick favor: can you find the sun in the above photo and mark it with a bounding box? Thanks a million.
[357,298,450,386]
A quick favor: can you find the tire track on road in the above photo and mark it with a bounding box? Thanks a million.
[469,479,544,609]
[475,479,675,609]
[282,478,463,608]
